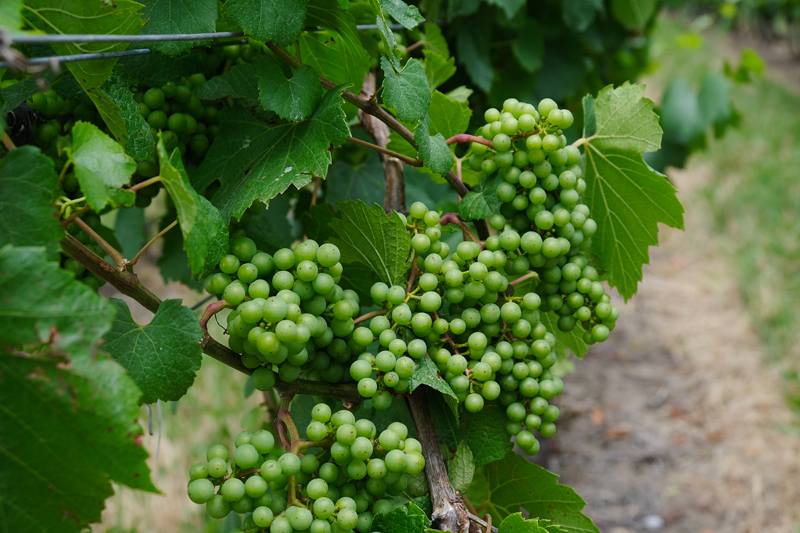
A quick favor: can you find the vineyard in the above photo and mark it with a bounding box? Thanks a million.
[0,2,694,533]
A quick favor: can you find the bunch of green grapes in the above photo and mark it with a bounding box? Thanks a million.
[469,97,619,344]
[186,404,422,532]
[203,236,378,388]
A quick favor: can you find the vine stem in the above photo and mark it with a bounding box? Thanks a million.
[439,213,481,245]
[128,175,161,192]
[200,300,229,332]
[60,234,362,402]
[407,388,470,533]
[406,252,419,295]
[353,308,388,325]
[509,272,537,286]
[60,206,90,227]
[446,134,494,148]
[130,220,177,266]
[1,131,15,150]
[346,136,422,167]
[311,176,322,206]
[73,217,128,269]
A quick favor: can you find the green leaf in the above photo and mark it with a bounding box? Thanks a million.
[372,502,431,533]
[103,72,157,162]
[414,115,453,176]
[299,0,371,92]
[409,356,458,403]
[326,150,386,207]
[0,0,23,32]
[257,61,324,122]
[539,311,587,360]
[485,0,526,18]
[193,88,349,221]
[447,441,475,493]
[429,393,513,467]
[139,0,218,56]
[458,173,502,220]
[512,19,544,73]
[381,57,431,123]
[380,0,424,29]
[698,73,732,127]
[158,136,229,276]
[156,218,202,291]
[456,20,493,91]
[498,513,568,533]
[610,0,657,30]
[482,454,598,532]
[120,49,201,87]
[0,245,116,359]
[328,200,412,286]
[194,62,260,107]
[1,72,59,114]
[103,299,203,403]
[115,207,147,258]
[562,0,602,32]
[223,0,307,48]
[0,146,62,256]
[240,197,296,254]
[69,121,136,212]
[660,79,704,143]
[422,50,456,91]
[0,350,156,529]
[420,22,449,57]
[582,84,684,300]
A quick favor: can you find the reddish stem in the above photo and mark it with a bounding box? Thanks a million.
[446,134,494,148]
[200,300,229,332]
[509,272,537,286]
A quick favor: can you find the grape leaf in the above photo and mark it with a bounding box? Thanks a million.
[24,0,144,141]
[257,61,324,122]
[610,0,657,30]
[447,441,475,493]
[380,0,424,29]
[660,78,704,143]
[223,0,307,48]
[0,146,62,256]
[157,136,229,276]
[698,73,732,127]
[381,57,431,123]
[562,0,603,32]
[0,71,59,114]
[539,310,588,360]
[456,17,493,91]
[481,454,598,532]
[458,173,502,220]
[582,83,684,300]
[240,196,295,253]
[156,217,202,291]
[415,115,453,176]
[409,356,458,405]
[372,501,431,533]
[103,299,203,403]
[485,0,526,18]
[422,50,457,91]
[298,0,371,92]
[0,350,156,530]
[326,150,386,208]
[328,200,412,286]
[513,19,544,73]
[193,88,349,221]
[429,393,513,467]
[103,72,156,162]
[0,245,116,359]
[194,62,260,107]
[0,0,23,32]
[67,121,136,212]
[372,8,402,71]
[499,513,568,533]
[115,207,146,259]
[420,22,449,57]
[120,49,201,86]
[139,0,218,56]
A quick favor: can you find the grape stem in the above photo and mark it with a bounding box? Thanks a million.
[310,176,322,206]
[353,308,388,325]
[72,217,128,270]
[469,513,498,533]
[127,175,161,192]
[200,300,229,332]
[59,206,90,228]
[130,220,177,267]
[406,252,419,295]
[439,213,481,245]
[445,134,494,149]
[346,136,422,167]
[509,272,537,286]
[60,234,363,402]
[219,467,260,484]
[1,130,15,150]
[434,311,460,355]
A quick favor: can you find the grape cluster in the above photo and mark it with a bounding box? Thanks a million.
[186,404,422,532]
[204,236,379,388]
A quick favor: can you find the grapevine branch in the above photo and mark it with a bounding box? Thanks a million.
[60,234,361,402]
[346,136,422,168]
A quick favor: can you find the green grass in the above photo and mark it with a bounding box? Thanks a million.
[649,16,800,405]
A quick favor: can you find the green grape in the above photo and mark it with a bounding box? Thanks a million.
[465,393,484,413]
[206,494,231,519]
[254,506,275,527]
[221,478,246,502]
[144,87,165,109]
[234,444,260,468]
[188,478,215,504]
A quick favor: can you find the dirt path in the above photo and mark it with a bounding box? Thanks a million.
[539,158,800,532]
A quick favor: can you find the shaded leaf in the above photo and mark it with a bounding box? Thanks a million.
[415,115,452,176]
[158,136,228,276]
[485,0,525,18]
[660,78,704,143]
[0,146,62,256]
[698,73,732,127]
[194,62,260,107]
[422,50,456,91]
[114,206,146,259]
[539,310,587,360]
[328,200,412,286]
[420,22,449,57]
[562,0,603,32]
[326,150,386,207]
[102,72,156,162]
[409,356,458,405]
[0,245,115,359]
[139,0,218,56]
[381,0,424,29]
[0,350,156,529]
[257,61,323,122]
[512,19,544,73]
[223,0,306,48]
[0,0,23,32]
[447,441,475,493]
[104,299,203,403]
[240,196,295,254]
[69,121,136,212]
[193,88,349,221]
[610,0,657,30]
[456,19,493,91]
